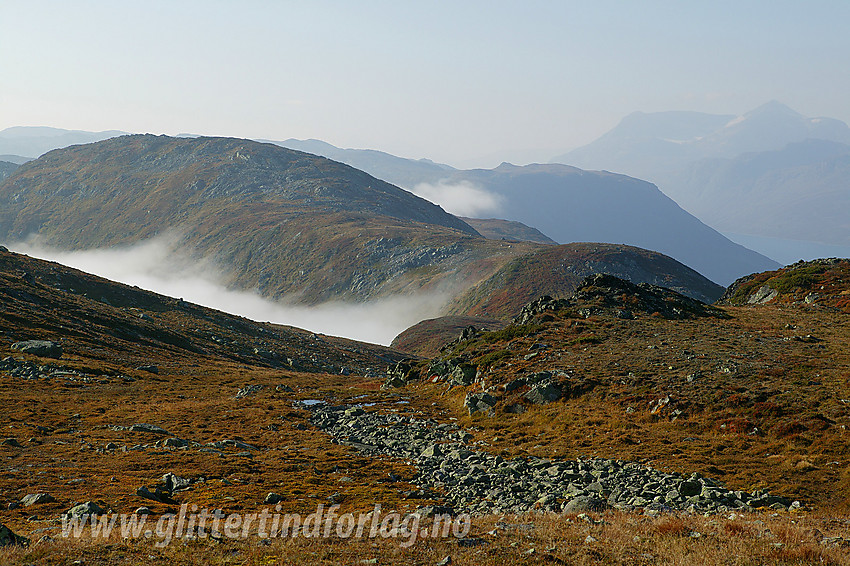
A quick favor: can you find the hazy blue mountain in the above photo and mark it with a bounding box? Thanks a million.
[0,154,32,165]
[437,163,778,286]
[0,126,128,159]
[552,102,850,181]
[551,102,850,252]
[270,138,454,188]
[663,139,850,246]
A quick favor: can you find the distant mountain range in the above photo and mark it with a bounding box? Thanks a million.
[0,126,780,285]
[552,102,850,254]
[0,126,128,160]
[273,139,779,285]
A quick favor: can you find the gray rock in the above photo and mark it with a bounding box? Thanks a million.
[21,493,55,507]
[134,506,151,515]
[11,340,62,359]
[678,480,702,497]
[0,438,22,448]
[162,472,191,492]
[235,385,263,399]
[450,364,477,386]
[436,556,453,566]
[66,501,104,517]
[421,444,443,458]
[464,391,496,415]
[128,423,170,435]
[163,437,189,448]
[136,365,159,374]
[562,495,607,514]
[747,285,778,304]
[264,492,283,505]
[524,380,562,404]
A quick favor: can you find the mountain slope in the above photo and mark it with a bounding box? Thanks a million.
[271,138,454,188]
[0,135,550,307]
[439,164,779,286]
[0,246,404,373]
[458,217,557,244]
[445,242,725,319]
[0,161,17,182]
[661,140,850,246]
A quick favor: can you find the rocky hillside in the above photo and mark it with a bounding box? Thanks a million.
[445,243,725,319]
[384,273,850,511]
[720,258,850,312]
[0,246,404,374]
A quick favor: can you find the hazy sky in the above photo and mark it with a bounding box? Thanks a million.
[2,0,849,167]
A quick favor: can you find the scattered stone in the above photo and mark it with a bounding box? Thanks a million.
[162,472,192,492]
[308,404,794,516]
[524,380,562,405]
[134,507,151,516]
[128,423,170,435]
[464,391,496,415]
[65,501,105,518]
[21,493,55,507]
[235,385,263,399]
[136,365,159,374]
[137,485,175,504]
[264,492,283,505]
[12,340,63,359]
[678,479,702,497]
[457,537,487,547]
[162,438,189,448]
[436,556,452,566]
[276,384,294,393]
[1,438,22,448]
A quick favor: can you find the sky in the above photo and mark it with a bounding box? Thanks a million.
[2,0,850,168]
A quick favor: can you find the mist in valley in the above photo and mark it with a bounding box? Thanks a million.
[9,237,450,346]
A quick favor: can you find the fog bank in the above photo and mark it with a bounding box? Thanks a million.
[9,237,448,346]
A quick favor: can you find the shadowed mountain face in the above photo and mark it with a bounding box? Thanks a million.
[662,140,850,246]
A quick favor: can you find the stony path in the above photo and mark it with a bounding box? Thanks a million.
[310,404,796,516]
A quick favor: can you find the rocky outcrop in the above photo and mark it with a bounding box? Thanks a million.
[11,340,62,359]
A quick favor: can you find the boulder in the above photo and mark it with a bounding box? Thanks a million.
[65,501,105,517]
[464,392,497,416]
[21,493,55,507]
[11,340,62,359]
[562,495,607,514]
[524,380,562,404]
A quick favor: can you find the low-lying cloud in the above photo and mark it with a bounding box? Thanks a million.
[9,237,448,346]
[411,180,504,217]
